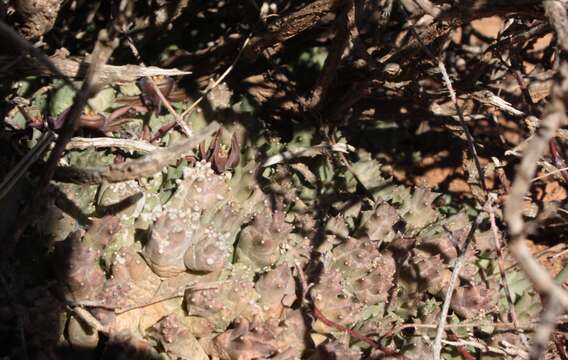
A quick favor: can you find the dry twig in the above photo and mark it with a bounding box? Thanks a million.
[55,122,220,184]
[66,137,159,154]
[123,35,193,137]
[150,36,251,141]
[432,214,482,360]
[0,55,192,84]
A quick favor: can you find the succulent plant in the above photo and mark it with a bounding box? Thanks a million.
[33,114,491,360]
[206,313,306,360]
[356,201,399,243]
[53,231,106,302]
[389,187,439,231]
[330,237,396,305]
[310,337,362,360]
[148,314,208,360]
[183,225,231,273]
[143,208,194,277]
[236,208,292,269]
[184,265,259,332]
[450,285,498,319]
[255,263,297,318]
[310,267,363,333]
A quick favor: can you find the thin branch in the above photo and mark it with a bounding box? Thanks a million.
[308,0,354,110]
[261,143,354,167]
[544,0,568,51]
[503,38,568,356]
[485,196,530,348]
[123,34,193,137]
[401,5,487,194]
[71,306,108,334]
[446,332,475,360]
[180,36,251,120]
[438,61,487,193]
[151,36,251,142]
[387,319,543,335]
[0,55,192,84]
[441,339,529,359]
[531,164,568,182]
[40,29,119,187]
[66,137,159,154]
[530,297,563,360]
[432,213,482,360]
[504,106,568,305]
[54,122,220,184]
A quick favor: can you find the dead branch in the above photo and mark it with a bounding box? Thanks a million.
[504,22,568,350]
[530,297,563,360]
[0,55,192,85]
[41,29,119,188]
[308,0,354,110]
[432,214,482,360]
[66,137,159,154]
[243,0,344,60]
[55,121,220,184]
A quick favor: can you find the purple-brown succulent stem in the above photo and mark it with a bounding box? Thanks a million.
[446,332,475,360]
[150,120,177,142]
[137,76,175,115]
[312,305,408,359]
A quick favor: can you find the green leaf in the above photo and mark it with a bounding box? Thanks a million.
[87,87,116,113]
[49,82,78,117]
